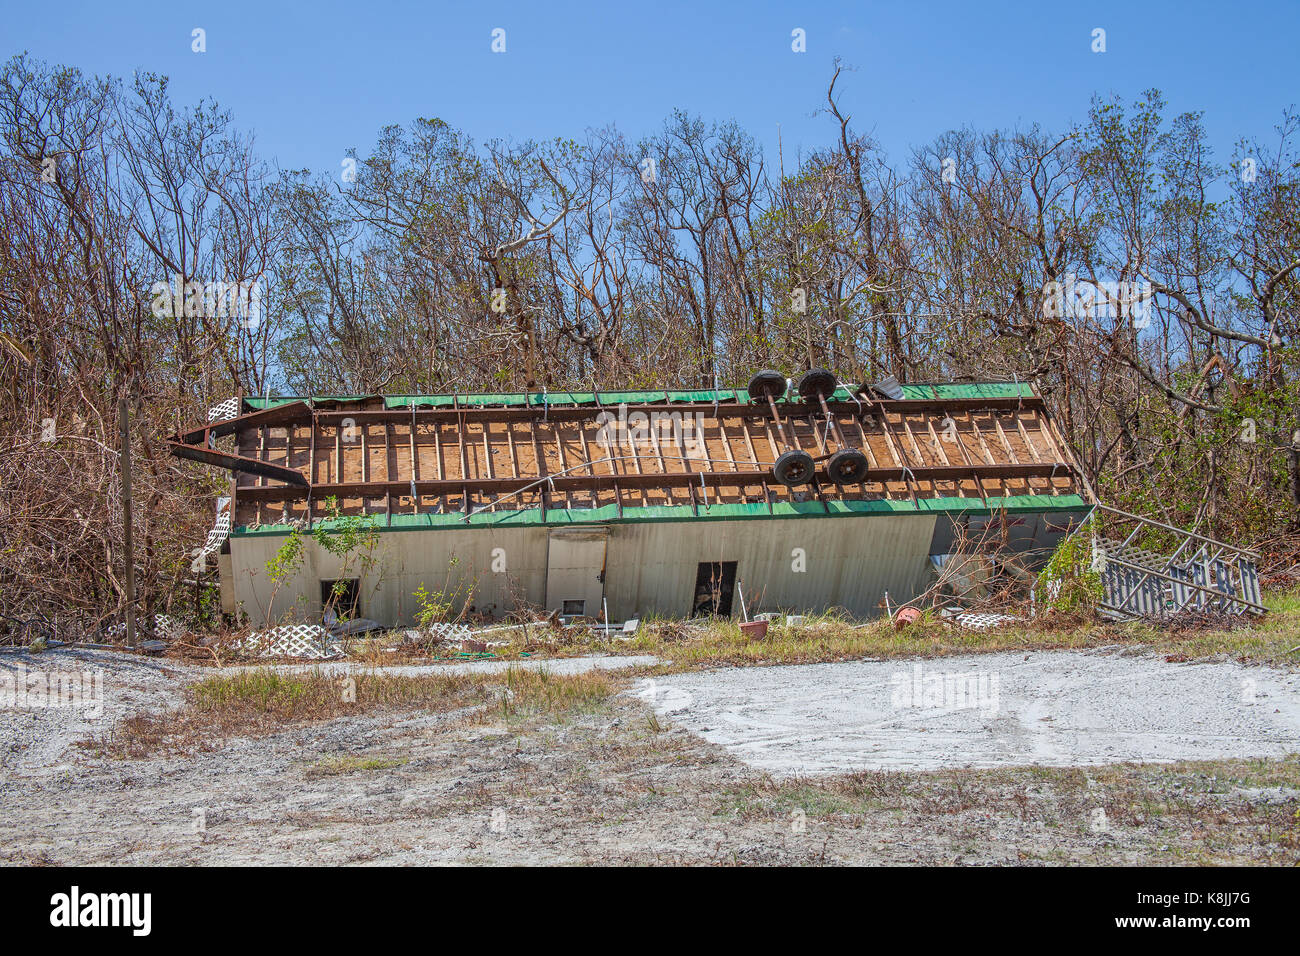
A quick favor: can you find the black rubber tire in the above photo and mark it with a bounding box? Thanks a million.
[772,449,816,487]
[747,369,787,401]
[825,448,869,485]
[796,367,837,402]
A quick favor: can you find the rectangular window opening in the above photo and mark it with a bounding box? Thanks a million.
[321,578,361,620]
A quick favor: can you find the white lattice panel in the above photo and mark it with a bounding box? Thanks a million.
[955,612,1020,631]
[191,510,231,569]
[244,624,346,659]
[207,397,241,423]
[152,614,184,641]
[108,613,186,642]
[192,498,233,572]
[424,623,471,644]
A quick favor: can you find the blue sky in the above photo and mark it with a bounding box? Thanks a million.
[6,0,1298,173]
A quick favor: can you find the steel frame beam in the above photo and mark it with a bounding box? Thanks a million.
[167,439,310,487]
[184,395,1049,441]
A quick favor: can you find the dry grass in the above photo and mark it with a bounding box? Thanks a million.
[497,666,615,723]
[170,586,1300,676]
[380,694,1300,864]
[305,754,409,778]
[725,754,1300,864]
[41,669,1300,864]
[315,588,1300,674]
[81,666,619,759]
[615,614,1281,673]
[605,588,1300,671]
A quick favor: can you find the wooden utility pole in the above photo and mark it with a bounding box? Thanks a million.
[119,397,136,649]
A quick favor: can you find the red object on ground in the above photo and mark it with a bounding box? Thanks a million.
[894,607,922,629]
[739,620,769,640]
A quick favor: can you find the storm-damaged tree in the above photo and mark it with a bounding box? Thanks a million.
[6,53,1300,634]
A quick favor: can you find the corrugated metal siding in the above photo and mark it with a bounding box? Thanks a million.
[230,526,549,625]
[230,507,1087,626]
[232,514,939,624]
[600,514,941,619]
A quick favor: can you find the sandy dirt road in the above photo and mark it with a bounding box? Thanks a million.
[642,650,1300,775]
[2,647,1298,865]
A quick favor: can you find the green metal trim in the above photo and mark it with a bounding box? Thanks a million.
[232,493,1088,537]
[248,381,1035,414]
[383,394,458,408]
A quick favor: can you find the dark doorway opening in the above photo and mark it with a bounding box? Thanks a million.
[321,578,361,620]
[691,561,737,617]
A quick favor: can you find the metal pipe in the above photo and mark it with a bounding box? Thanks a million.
[765,393,792,449]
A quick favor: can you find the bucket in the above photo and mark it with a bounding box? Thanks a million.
[893,606,922,629]
[738,620,769,640]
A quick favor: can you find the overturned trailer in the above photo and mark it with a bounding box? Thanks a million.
[169,374,1095,627]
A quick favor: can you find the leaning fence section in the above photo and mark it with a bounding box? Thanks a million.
[1092,505,1264,620]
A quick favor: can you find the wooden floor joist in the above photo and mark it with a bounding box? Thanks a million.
[173,389,1089,526]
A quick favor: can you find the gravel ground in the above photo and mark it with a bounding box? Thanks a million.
[1,646,1298,865]
[0,649,655,772]
[645,650,1300,775]
[1,648,204,772]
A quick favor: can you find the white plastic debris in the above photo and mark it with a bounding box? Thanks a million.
[954,612,1021,631]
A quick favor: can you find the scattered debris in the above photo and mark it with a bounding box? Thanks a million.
[1160,608,1259,634]
[1254,531,1300,586]
[0,612,55,647]
[866,375,905,400]
[327,618,383,638]
[1261,565,1300,589]
[408,622,470,646]
[640,620,699,643]
[954,611,1022,631]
